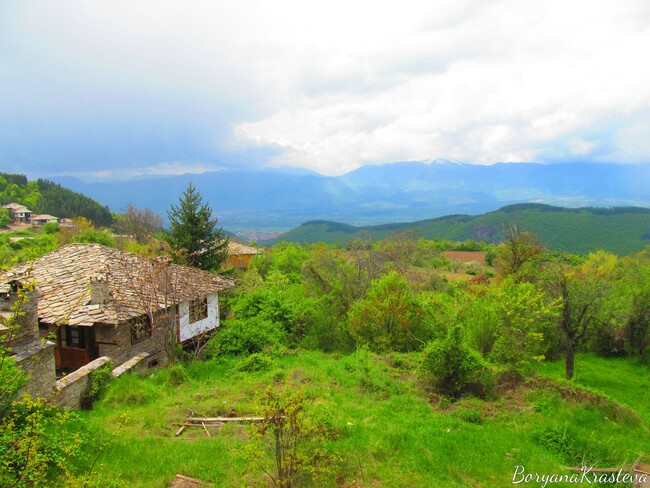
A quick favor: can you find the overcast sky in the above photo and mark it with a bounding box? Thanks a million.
[1,0,650,180]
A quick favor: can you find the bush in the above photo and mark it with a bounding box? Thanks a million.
[81,361,113,409]
[421,325,494,399]
[348,271,427,352]
[206,317,284,356]
[43,221,59,234]
[167,364,190,386]
[235,353,273,373]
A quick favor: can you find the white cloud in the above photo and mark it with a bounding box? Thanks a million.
[3,0,650,175]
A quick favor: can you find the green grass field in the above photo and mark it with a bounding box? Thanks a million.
[75,352,650,487]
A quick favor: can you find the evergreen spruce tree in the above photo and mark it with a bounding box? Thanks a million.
[167,182,228,271]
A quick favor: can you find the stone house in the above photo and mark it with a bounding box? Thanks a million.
[225,242,262,269]
[30,214,59,225]
[2,202,33,223]
[1,243,237,372]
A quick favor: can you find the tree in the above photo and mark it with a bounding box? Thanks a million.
[167,182,228,271]
[347,271,426,352]
[0,208,9,229]
[115,204,163,244]
[543,255,613,380]
[494,222,543,278]
[375,229,422,275]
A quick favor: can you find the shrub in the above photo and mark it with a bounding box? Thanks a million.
[43,221,59,234]
[348,272,427,352]
[81,361,114,409]
[235,353,273,373]
[0,398,86,486]
[421,325,494,399]
[206,317,284,356]
[167,364,190,386]
[453,407,483,424]
[246,386,342,487]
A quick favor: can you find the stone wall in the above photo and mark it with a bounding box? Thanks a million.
[96,321,166,368]
[3,289,40,350]
[14,340,56,400]
[111,352,150,377]
[54,356,112,410]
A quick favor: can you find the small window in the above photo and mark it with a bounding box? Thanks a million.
[189,297,208,324]
[65,326,85,348]
[129,314,152,344]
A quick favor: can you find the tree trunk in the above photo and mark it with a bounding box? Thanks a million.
[565,341,575,380]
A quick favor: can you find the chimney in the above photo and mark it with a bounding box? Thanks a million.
[90,267,111,305]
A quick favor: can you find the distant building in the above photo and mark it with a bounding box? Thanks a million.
[30,214,59,226]
[2,203,32,223]
[225,242,262,269]
[58,218,74,228]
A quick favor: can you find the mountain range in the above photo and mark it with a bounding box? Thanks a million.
[51,161,650,233]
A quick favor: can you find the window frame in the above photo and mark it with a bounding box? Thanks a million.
[129,314,153,344]
[189,297,208,324]
[65,325,85,348]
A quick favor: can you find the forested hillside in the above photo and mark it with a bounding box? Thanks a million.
[274,204,650,256]
[0,173,112,226]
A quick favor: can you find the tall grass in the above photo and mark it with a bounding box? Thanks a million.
[72,351,650,487]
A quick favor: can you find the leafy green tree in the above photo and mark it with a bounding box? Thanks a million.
[494,222,543,278]
[348,271,426,352]
[375,229,422,274]
[609,249,650,359]
[231,269,314,345]
[166,182,228,271]
[487,278,559,374]
[543,255,613,380]
[0,208,9,229]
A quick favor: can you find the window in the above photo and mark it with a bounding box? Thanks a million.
[189,297,208,324]
[65,326,85,348]
[129,314,152,344]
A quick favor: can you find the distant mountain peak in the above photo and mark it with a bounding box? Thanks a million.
[427,158,464,165]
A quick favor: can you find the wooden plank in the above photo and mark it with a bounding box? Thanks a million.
[180,423,224,428]
[201,422,211,438]
[175,425,186,436]
[187,416,265,423]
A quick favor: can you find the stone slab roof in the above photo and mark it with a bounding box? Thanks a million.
[227,242,261,256]
[30,214,58,221]
[2,203,31,212]
[1,243,237,327]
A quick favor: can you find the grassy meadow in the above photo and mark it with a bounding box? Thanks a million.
[74,351,650,487]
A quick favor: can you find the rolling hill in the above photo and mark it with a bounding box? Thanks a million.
[271,204,650,256]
